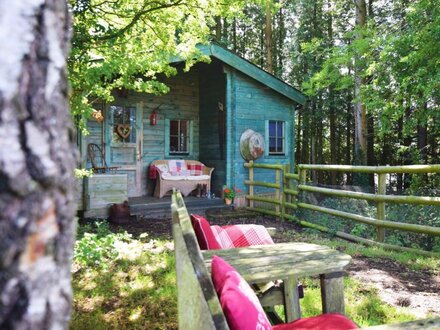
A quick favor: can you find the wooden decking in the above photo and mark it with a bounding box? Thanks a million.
[129,195,228,217]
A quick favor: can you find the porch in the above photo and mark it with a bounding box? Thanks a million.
[128,195,227,217]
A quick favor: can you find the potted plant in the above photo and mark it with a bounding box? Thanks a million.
[223,187,240,205]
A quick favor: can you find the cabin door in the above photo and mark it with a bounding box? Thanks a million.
[106,104,143,197]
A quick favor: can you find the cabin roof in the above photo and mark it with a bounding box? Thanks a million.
[197,43,306,105]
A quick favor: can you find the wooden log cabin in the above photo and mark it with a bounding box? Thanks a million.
[77,44,306,216]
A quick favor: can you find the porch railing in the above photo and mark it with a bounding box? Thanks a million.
[244,161,440,257]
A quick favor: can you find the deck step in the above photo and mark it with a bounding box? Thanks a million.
[129,197,227,216]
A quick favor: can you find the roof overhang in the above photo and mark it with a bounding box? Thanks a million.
[197,44,306,105]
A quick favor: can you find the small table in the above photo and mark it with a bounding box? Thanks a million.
[203,242,352,322]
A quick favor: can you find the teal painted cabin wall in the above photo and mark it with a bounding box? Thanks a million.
[83,61,297,198]
[198,59,227,196]
[226,68,295,194]
[85,66,201,196]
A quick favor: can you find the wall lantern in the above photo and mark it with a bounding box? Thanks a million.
[150,110,158,126]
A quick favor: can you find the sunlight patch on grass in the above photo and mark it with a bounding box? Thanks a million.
[298,276,416,327]
[285,230,440,274]
[71,231,177,330]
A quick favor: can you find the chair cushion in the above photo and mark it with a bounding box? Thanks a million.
[272,313,358,330]
[190,214,221,250]
[211,256,272,330]
[156,164,169,173]
[211,224,274,249]
[186,175,210,180]
[187,163,204,175]
[168,160,186,174]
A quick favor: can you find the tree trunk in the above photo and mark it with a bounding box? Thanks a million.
[353,0,368,187]
[417,103,428,164]
[265,1,274,73]
[296,107,302,165]
[232,18,237,53]
[0,1,76,329]
[215,16,222,41]
[346,84,353,184]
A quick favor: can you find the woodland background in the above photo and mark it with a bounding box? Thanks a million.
[70,0,440,192]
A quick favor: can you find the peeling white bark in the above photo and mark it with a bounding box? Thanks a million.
[0,0,44,101]
[0,1,75,329]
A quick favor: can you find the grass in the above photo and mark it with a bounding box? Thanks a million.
[281,229,440,274]
[299,276,417,327]
[71,223,177,330]
[71,220,438,329]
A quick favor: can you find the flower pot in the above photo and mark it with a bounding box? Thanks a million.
[224,198,233,205]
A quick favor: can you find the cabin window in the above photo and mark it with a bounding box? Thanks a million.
[169,119,190,155]
[268,120,285,155]
[109,106,137,144]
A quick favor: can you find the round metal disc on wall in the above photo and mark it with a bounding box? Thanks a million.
[240,129,265,161]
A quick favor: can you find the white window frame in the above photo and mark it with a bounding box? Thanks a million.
[266,120,287,156]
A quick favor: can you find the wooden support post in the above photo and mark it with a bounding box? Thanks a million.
[275,168,280,214]
[299,168,307,203]
[283,164,290,218]
[284,277,301,322]
[377,173,386,242]
[249,161,254,208]
[320,272,345,314]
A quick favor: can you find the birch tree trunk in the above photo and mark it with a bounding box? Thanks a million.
[0,0,76,329]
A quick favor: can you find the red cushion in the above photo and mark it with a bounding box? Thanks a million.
[211,256,272,330]
[273,313,358,330]
[187,163,204,175]
[190,214,221,250]
[211,255,236,295]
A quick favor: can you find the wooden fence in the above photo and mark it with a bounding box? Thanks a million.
[244,161,440,257]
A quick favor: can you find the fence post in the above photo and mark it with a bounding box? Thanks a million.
[376,173,386,242]
[249,160,254,208]
[283,164,290,218]
[275,168,281,215]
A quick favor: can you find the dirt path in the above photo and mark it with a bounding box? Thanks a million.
[348,256,440,317]
[107,212,440,318]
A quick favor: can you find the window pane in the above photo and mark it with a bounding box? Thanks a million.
[180,136,188,152]
[170,136,178,152]
[269,121,276,137]
[111,106,136,143]
[180,120,188,135]
[277,122,283,137]
[170,120,178,135]
[269,137,276,152]
[277,138,284,152]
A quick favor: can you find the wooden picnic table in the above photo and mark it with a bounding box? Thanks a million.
[203,241,352,323]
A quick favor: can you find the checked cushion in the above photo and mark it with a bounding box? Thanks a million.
[211,224,274,249]
[187,163,204,176]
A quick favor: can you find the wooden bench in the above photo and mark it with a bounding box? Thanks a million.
[171,190,440,329]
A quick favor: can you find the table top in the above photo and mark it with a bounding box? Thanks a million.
[202,242,352,283]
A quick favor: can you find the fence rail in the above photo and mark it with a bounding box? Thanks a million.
[244,162,440,257]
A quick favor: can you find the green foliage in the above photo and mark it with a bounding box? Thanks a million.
[68,0,251,130]
[299,197,376,238]
[74,168,93,178]
[74,221,122,268]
